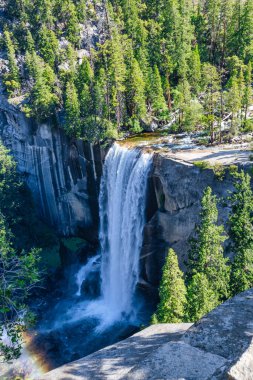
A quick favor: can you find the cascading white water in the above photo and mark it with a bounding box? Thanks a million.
[98,143,152,323]
[75,143,152,328]
[75,255,100,296]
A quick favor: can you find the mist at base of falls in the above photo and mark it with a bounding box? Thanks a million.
[7,143,155,376]
[25,268,155,373]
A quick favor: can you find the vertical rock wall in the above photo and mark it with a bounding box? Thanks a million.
[0,98,248,286]
[0,98,105,239]
[140,154,236,287]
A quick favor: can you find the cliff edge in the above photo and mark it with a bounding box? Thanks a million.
[40,288,253,380]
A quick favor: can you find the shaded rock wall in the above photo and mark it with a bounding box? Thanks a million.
[141,154,235,287]
[0,97,106,239]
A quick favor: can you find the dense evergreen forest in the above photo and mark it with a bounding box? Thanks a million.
[1,0,253,142]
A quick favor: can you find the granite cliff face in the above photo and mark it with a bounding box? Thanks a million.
[0,97,106,239]
[0,98,248,286]
[140,154,236,287]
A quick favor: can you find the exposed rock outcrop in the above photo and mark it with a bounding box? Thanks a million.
[141,154,241,287]
[39,288,253,380]
[0,96,106,238]
[0,97,251,286]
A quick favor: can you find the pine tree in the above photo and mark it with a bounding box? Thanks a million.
[66,1,80,46]
[33,0,54,27]
[93,68,108,120]
[75,57,94,95]
[243,62,253,127]
[187,187,230,301]
[173,78,192,131]
[26,30,35,53]
[186,272,219,322]
[80,83,92,118]
[204,0,222,63]
[152,248,187,323]
[24,53,59,119]
[107,26,127,128]
[226,74,241,134]
[4,30,20,95]
[219,0,234,68]
[201,63,221,143]
[240,0,253,60]
[189,45,202,94]
[64,81,81,136]
[76,0,87,22]
[150,65,167,116]
[126,58,147,122]
[38,25,59,67]
[229,171,253,295]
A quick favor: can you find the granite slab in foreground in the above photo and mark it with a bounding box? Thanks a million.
[40,288,253,380]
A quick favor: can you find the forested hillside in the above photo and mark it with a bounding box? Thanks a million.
[1,0,253,142]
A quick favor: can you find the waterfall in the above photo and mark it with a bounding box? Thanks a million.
[75,255,100,296]
[75,143,152,328]
[98,143,152,323]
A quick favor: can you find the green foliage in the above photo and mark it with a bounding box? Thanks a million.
[184,187,231,322]
[0,214,41,361]
[61,237,87,252]
[38,25,59,67]
[1,0,253,141]
[4,30,20,95]
[187,187,230,302]
[64,81,81,136]
[65,1,80,46]
[152,248,187,323]
[229,171,253,295]
[150,66,167,116]
[193,161,211,170]
[126,58,147,121]
[24,52,59,119]
[213,164,226,181]
[194,161,226,181]
[186,273,219,322]
[75,57,94,95]
[153,174,253,325]
[0,143,43,361]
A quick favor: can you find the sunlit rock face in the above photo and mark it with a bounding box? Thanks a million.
[140,154,236,287]
[0,97,105,238]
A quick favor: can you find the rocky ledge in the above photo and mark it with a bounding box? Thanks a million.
[40,288,253,380]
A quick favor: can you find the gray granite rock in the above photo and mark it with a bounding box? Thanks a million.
[140,154,235,286]
[0,96,106,238]
[124,341,227,380]
[40,324,192,380]
[40,289,253,380]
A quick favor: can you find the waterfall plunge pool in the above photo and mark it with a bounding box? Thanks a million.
[1,143,156,379]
